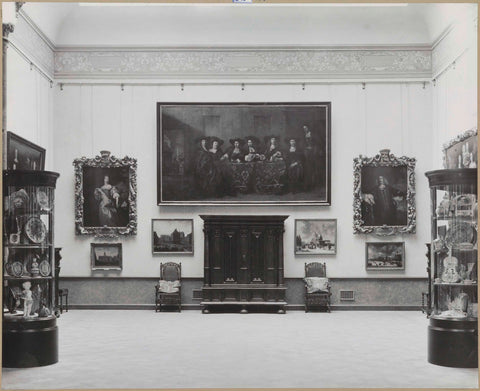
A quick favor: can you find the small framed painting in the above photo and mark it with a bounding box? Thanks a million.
[365,242,405,271]
[295,219,337,255]
[6,132,45,170]
[91,243,122,271]
[152,219,194,255]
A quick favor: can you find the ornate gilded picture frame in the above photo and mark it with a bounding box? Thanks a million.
[74,150,137,237]
[353,149,416,236]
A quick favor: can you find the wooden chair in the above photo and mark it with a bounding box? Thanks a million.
[155,262,181,312]
[58,288,69,313]
[304,262,331,312]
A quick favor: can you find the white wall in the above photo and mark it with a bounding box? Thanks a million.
[53,82,432,278]
[5,48,54,170]
[431,15,477,166]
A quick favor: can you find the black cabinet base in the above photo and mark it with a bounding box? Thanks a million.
[3,317,58,368]
[428,317,478,368]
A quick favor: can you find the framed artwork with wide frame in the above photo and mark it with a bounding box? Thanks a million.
[295,219,337,255]
[442,127,477,169]
[91,242,122,271]
[353,149,416,236]
[73,150,137,237]
[365,242,405,271]
[157,102,331,206]
[152,219,194,255]
[5,131,46,170]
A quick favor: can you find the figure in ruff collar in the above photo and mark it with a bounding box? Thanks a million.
[243,136,265,162]
[224,138,245,163]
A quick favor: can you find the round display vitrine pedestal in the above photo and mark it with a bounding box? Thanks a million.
[2,316,58,368]
[428,316,478,368]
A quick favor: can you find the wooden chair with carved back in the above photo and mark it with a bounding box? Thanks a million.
[304,262,331,312]
[155,262,181,312]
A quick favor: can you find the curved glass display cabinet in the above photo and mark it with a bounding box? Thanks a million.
[425,168,477,368]
[2,170,60,367]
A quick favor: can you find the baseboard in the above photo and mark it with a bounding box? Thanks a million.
[68,304,422,311]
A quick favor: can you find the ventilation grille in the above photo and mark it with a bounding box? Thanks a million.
[192,289,203,300]
[340,290,355,301]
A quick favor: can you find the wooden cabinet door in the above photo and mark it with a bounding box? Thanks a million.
[249,226,266,283]
[222,228,239,283]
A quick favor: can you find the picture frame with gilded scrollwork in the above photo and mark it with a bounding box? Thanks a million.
[353,149,416,236]
[74,150,137,237]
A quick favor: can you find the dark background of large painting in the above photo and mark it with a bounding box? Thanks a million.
[157,103,330,203]
[360,165,408,226]
[82,166,130,227]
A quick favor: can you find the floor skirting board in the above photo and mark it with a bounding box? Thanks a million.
[66,304,423,311]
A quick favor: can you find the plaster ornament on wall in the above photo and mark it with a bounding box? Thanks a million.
[73,150,137,238]
[54,49,431,79]
[353,149,416,236]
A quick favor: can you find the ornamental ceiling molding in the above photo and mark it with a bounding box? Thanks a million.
[54,49,431,79]
[8,12,55,77]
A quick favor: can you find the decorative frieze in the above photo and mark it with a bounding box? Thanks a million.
[54,49,431,79]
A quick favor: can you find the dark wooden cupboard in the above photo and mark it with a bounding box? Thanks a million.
[200,215,288,313]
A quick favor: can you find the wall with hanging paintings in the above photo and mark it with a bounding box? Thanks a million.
[53,82,433,282]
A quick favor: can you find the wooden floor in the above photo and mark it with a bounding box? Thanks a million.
[1,310,478,389]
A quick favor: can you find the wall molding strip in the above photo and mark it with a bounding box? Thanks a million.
[4,38,54,83]
[68,304,422,311]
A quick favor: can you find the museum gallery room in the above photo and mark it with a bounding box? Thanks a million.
[0,1,478,389]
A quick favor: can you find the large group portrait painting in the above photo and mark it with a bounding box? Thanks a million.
[157,103,331,205]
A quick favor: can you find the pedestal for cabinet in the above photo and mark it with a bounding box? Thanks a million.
[2,316,58,368]
[428,317,478,368]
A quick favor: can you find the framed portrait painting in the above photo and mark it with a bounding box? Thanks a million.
[152,219,193,255]
[91,243,122,271]
[6,132,45,170]
[295,219,337,255]
[353,149,416,236]
[157,102,331,205]
[365,242,405,271]
[74,150,137,237]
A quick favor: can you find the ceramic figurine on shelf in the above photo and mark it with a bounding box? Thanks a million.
[22,281,33,318]
[30,255,40,277]
[441,254,461,283]
[439,292,469,319]
[436,193,452,218]
[38,301,51,317]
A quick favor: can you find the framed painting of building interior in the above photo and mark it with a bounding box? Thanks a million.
[353,149,416,236]
[157,102,331,205]
[73,150,137,237]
